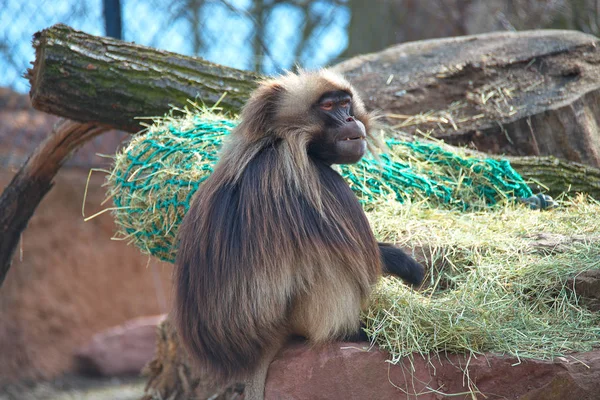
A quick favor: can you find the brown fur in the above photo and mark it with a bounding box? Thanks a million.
[174,70,384,398]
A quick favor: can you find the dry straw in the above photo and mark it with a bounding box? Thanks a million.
[366,196,600,363]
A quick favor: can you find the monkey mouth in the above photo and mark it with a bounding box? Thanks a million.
[341,136,364,141]
[337,133,366,142]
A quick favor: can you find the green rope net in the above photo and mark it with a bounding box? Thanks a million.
[107,113,533,263]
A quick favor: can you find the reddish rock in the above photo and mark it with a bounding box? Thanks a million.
[265,341,600,400]
[75,314,166,377]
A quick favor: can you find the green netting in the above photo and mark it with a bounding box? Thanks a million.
[107,113,533,262]
[340,139,532,208]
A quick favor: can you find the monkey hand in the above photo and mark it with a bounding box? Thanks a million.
[378,242,425,286]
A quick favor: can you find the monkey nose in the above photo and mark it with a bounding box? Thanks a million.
[346,116,355,122]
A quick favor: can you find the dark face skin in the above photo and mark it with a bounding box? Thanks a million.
[308,90,367,165]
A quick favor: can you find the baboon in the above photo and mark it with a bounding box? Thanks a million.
[174,69,424,399]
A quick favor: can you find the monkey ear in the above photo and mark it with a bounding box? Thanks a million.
[238,81,284,137]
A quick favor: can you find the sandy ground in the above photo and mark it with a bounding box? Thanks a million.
[0,375,146,400]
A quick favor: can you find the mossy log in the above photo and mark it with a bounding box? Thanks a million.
[27,24,260,133]
[507,155,600,199]
[25,25,600,199]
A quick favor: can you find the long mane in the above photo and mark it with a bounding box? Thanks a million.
[174,70,382,385]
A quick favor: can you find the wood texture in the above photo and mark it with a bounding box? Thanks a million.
[0,120,108,286]
[27,24,260,133]
[334,30,600,167]
[508,155,600,199]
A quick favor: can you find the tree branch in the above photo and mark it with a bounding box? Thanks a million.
[0,119,109,286]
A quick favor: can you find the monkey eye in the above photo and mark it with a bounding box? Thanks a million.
[320,101,334,111]
[340,99,350,108]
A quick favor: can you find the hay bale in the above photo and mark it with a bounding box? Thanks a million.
[106,107,532,262]
[106,111,235,262]
[365,195,600,364]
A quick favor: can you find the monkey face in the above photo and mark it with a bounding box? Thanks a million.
[307,90,367,165]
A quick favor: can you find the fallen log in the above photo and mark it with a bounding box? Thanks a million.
[27,26,600,172]
[24,25,600,196]
[506,155,600,199]
[27,24,260,133]
[333,30,600,167]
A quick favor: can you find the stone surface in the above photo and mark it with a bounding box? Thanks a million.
[265,341,600,400]
[75,315,166,377]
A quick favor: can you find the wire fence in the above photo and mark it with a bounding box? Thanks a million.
[0,0,349,168]
[0,0,349,93]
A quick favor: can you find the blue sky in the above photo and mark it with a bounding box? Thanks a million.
[0,0,350,93]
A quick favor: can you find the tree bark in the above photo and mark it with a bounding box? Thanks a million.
[27,26,600,170]
[27,24,260,133]
[455,145,600,199]
[0,119,109,286]
[141,318,243,400]
[507,156,600,199]
[334,30,600,168]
